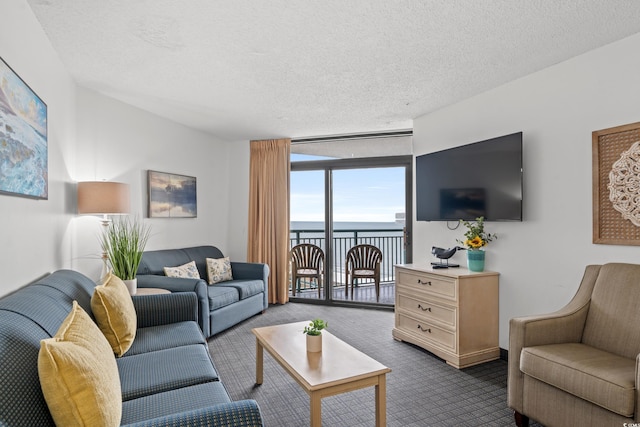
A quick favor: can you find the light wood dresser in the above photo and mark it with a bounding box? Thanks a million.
[392,263,499,369]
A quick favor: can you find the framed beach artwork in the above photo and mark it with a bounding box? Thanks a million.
[0,57,48,199]
[148,170,197,218]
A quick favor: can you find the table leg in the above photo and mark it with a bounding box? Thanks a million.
[375,373,387,427]
[255,337,263,385]
[310,392,322,427]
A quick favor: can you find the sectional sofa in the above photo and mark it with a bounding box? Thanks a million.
[137,245,269,337]
[0,269,263,426]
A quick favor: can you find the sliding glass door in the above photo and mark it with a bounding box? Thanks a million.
[289,156,412,307]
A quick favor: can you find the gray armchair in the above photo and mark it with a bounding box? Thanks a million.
[508,263,640,426]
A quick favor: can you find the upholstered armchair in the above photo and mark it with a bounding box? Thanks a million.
[508,263,640,426]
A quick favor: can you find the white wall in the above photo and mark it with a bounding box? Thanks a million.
[0,0,240,293]
[226,141,251,261]
[412,32,640,350]
[0,0,77,293]
[74,87,234,280]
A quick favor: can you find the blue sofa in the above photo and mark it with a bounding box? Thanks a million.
[137,246,269,337]
[0,269,263,427]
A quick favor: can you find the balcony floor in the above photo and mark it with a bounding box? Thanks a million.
[290,282,395,305]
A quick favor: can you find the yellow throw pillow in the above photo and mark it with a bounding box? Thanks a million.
[38,301,122,427]
[91,272,137,356]
[206,257,233,284]
[164,260,201,279]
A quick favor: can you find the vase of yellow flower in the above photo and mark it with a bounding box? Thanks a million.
[457,216,496,272]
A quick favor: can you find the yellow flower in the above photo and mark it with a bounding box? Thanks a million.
[467,236,484,249]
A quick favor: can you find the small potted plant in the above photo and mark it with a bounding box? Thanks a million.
[101,216,151,295]
[457,216,496,272]
[303,318,328,353]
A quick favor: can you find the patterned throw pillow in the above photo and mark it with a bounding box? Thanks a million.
[164,260,201,279]
[206,257,233,284]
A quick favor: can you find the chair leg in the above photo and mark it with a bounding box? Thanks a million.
[514,411,529,427]
[375,279,380,303]
[344,272,349,300]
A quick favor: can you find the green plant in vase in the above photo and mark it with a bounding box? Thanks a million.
[457,216,496,272]
[101,216,151,293]
[303,318,327,352]
[303,319,328,336]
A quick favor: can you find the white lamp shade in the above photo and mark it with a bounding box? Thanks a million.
[77,181,130,215]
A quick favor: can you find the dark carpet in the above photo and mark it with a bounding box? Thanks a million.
[208,302,539,427]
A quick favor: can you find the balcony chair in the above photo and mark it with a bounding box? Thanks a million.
[508,263,640,427]
[289,243,324,297]
[345,244,382,302]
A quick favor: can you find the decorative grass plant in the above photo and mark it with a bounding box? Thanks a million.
[101,216,151,280]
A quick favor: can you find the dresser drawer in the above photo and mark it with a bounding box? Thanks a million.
[397,269,457,300]
[397,293,456,328]
[396,313,455,351]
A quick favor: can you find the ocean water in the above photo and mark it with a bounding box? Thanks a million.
[291,221,404,231]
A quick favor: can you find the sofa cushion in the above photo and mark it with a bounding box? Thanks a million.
[126,321,206,356]
[0,285,76,336]
[91,273,137,356]
[221,279,265,300]
[164,260,201,279]
[207,257,233,284]
[583,263,640,359]
[121,381,231,425]
[38,301,122,427]
[117,344,219,401]
[208,285,239,310]
[34,269,97,314]
[520,342,635,417]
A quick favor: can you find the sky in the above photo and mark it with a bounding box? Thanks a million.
[290,164,406,223]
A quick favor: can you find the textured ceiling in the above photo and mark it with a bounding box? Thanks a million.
[26,1,640,141]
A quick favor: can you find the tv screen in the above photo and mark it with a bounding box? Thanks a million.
[416,132,523,221]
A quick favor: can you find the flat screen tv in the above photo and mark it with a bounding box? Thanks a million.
[416,132,523,221]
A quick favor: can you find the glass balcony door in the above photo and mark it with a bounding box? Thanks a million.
[289,170,326,300]
[331,167,406,305]
[289,157,412,307]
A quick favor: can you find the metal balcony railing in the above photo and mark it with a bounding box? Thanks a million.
[290,228,405,286]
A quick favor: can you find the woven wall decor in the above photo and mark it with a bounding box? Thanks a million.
[593,121,640,245]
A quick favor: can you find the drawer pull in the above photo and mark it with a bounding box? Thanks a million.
[417,304,431,312]
[417,325,431,333]
[417,279,432,286]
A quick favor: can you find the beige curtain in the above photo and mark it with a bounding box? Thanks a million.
[247,138,291,304]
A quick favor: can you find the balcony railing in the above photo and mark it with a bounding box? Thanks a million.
[290,228,405,287]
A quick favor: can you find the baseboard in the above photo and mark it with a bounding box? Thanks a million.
[500,347,508,361]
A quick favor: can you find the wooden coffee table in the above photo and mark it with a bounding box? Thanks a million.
[252,321,391,427]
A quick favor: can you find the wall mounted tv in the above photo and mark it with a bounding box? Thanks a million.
[416,132,523,221]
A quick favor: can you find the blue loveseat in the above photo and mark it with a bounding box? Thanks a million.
[137,246,269,337]
[0,269,263,427]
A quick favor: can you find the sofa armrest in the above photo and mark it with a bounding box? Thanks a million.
[136,275,211,336]
[231,262,268,280]
[132,292,198,328]
[508,264,601,414]
[231,262,269,309]
[122,400,264,427]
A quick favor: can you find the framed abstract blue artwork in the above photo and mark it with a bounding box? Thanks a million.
[148,170,197,218]
[0,57,48,199]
